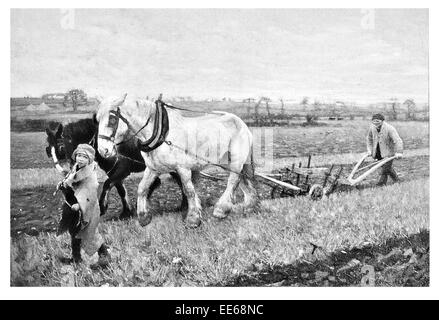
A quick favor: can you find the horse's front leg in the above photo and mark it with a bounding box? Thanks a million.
[170,172,188,212]
[137,168,160,227]
[99,179,114,216]
[115,180,135,220]
[176,168,202,228]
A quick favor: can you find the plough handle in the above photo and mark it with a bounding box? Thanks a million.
[347,155,397,186]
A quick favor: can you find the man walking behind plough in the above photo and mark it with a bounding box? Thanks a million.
[367,113,404,186]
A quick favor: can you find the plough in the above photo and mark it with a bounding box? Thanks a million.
[261,155,343,200]
[201,154,399,200]
[258,154,398,200]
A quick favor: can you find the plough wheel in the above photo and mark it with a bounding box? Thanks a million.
[309,184,324,200]
[270,180,301,199]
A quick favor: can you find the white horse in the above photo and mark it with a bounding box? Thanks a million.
[96,94,258,228]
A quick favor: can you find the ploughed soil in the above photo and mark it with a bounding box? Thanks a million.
[10,155,429,237]
[226,230,429,287]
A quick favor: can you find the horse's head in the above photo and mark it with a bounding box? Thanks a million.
[45,123,70,173]
[96,94,129,158]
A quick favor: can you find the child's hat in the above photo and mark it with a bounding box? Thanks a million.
[72,144,95,162]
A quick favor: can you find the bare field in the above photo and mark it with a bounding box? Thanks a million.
[10,120,429,169]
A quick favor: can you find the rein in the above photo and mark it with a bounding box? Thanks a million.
[160,101,210,114]
[163,140,244,177]
[88,131,119,175]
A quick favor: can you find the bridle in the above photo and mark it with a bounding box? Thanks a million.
[46,136,66,159]
[98,99,169,153]
[98,106,151,146]
[48,131,101,170]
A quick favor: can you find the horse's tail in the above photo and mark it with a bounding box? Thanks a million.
[239,144,259,214]
[242,145,255,180]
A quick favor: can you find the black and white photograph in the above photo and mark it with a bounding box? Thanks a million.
[7,6,432,293]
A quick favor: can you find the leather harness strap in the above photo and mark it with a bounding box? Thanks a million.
[137,99,169,152]
[98,99,169,153]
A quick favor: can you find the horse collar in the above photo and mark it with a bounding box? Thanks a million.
[137,100,169,152]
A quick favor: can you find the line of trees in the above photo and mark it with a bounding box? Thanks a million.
[243,95,427,123]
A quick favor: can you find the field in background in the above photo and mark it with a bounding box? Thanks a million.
[11,97,429,132]
[10,120,429,169]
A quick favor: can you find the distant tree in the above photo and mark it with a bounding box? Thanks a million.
[280,98,285,116]
[243,98,255,118]
[65,89,87,111]
[403,99,416,120]
[301,97,309,111]
[312,100,322,112]
[300,97,319,123]
[349,101,356,120]
[389,97,399,120]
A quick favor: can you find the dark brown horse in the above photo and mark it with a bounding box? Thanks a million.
[45,117,187,220]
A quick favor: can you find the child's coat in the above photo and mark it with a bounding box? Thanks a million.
[63,162,103,256]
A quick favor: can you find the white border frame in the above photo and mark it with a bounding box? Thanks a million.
[2,1,436,300]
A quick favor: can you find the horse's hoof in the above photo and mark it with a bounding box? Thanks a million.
[179,203,189,212]
[231,204,245,215]
[212,207,228,219]
[90,252,111,271]
[99,203,109,217]
[138,213,152,227]
[185,216,201,228]
[58,256,82,265]
[119,208,135,221]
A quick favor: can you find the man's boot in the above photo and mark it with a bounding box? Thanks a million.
[377,169,388,186]
[388,165,400,183]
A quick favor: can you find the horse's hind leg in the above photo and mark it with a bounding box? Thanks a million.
[137,168,160,227]
[235,165,259,215]
[176,168,202,228]
[213,172,241,219]
[115,181,135,220]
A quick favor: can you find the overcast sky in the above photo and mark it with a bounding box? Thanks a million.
[11,9,428,103]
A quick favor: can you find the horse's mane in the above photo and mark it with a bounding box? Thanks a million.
[63,118,96,141]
